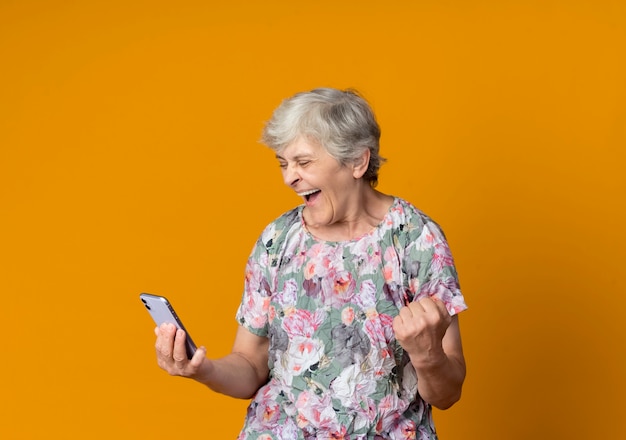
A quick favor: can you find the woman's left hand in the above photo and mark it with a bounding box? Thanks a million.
[392,296,452,365]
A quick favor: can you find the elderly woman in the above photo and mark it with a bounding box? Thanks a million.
[154,88,468,439]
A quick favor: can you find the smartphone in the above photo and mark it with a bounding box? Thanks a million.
[140,293,197,359]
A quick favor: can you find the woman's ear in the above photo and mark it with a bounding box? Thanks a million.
[352,149,371,179]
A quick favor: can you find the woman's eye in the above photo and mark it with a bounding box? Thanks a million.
[298,161,310,167]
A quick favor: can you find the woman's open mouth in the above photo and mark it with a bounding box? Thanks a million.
[299,189,321,203]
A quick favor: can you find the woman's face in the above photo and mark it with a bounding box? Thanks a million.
[276,137,364,229]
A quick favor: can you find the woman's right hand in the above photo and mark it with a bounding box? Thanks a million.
[154,324,269,399]
[154,323,208,379]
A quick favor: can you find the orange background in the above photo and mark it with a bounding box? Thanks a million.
[1,1,625,438]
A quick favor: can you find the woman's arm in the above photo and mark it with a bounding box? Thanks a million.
[393,298,466,410]
[155,324,270,399]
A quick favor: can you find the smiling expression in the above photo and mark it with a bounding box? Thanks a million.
[276,137,368,230]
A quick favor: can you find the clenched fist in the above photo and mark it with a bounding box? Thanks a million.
[392,296,452,365]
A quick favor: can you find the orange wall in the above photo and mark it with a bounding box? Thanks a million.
[1,1,625,438]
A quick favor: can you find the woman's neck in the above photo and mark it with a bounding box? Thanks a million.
[304,189,394,242]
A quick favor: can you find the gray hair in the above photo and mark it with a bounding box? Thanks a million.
[261,88,386,187]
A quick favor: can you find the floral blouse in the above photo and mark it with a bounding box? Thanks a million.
[235,198,467,440]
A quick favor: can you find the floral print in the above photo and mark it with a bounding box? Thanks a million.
[236,198,467,439]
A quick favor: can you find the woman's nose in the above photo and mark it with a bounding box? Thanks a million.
[282,165,300,187]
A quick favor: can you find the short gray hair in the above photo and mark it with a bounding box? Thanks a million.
[261,88,386,187]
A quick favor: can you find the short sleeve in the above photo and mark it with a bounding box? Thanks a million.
[405,219,468,316]
[235,237,273,337]
[235,208,301,337]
